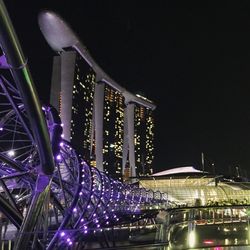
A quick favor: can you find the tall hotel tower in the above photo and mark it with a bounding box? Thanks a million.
[39,11,156,181]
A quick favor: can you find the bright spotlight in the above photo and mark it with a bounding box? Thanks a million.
[7,150,15,157]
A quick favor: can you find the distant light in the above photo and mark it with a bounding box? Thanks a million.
[110,144,115,148]
[7,150,15,157]
[203,240,214,244]
[188,231,196,248]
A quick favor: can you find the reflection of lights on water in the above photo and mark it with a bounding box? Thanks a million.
[7,150,15,157]
[188,231,196,248]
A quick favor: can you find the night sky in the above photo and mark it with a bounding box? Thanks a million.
[4,1,250,176]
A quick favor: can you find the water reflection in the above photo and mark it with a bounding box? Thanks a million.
[166,206,250,249]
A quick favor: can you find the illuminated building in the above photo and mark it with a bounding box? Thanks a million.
[44,11,156,180]
[134,104,154,176]
[50,51,95,164]
[103,85,125,180]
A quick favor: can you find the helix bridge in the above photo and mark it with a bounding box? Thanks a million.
[0,1,167,249]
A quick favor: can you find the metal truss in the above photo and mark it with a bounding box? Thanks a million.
[0,1,167,249]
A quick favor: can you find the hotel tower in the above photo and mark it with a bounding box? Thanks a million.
[39,11,156,181]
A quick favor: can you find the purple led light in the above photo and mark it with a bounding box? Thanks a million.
[56,154,61,160]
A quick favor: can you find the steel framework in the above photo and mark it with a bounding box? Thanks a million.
[0,1,167,249]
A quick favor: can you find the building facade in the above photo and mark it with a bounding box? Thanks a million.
[50,52,96,164]
[42,11,156,181]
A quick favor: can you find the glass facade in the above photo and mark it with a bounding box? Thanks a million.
[140,177,250,207]
[134,105,154,176]
[53,51,155,181]
[70,54,95,164]
[103,85,124,180]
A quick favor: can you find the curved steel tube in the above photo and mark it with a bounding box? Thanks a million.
[0,0,54,175]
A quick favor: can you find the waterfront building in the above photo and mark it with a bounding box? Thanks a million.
[45,11,156,180]
[50,51,96,164]
[134,102,154,176]
[102,85,125,179]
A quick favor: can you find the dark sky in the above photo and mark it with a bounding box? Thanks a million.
[4,1,250,176]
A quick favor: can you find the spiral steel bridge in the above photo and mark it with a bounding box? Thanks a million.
[0,1,167,249]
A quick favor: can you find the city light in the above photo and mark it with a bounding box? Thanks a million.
[7,150,15,157]
[188,230,196,248]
